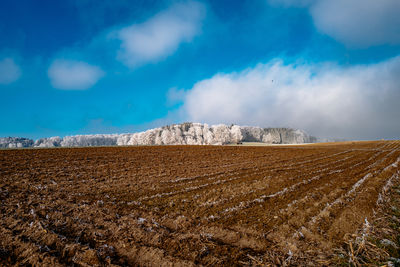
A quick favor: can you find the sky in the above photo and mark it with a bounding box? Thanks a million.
[1,0,400,140]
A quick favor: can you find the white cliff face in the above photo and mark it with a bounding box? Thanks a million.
[0,123,316,148]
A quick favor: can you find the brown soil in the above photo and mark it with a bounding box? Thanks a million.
[1,141,399,266]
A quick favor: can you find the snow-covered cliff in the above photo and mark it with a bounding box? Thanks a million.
[0,123,316,148]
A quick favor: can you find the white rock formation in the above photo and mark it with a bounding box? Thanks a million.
[0,123,316,148]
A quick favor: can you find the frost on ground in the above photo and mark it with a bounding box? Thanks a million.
[1,140,399,266]
[336,170,400,266]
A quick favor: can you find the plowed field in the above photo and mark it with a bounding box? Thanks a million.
[1,141,400,266]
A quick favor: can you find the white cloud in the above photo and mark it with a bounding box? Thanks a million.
[167,87,186,106]
[269,0,400,47]
[0,58,21,84]
[48,60,104,90]
[310,0,400,47]
[179,56,400,140]
[109,1,205,67]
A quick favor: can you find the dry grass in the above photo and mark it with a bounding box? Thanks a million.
[334,171,400,266]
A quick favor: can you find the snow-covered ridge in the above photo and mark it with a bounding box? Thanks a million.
[0,123,316,148]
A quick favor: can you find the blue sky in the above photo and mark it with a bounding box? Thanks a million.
[1,0,400,140]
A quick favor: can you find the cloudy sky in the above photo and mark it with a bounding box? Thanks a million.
[1,0,400,140]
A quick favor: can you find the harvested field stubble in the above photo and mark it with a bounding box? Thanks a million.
[1,141,400,266]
